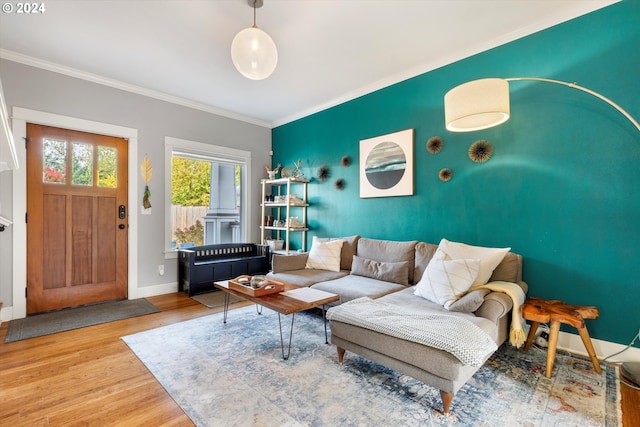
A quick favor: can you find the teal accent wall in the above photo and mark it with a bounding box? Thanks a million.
[272,1,640,347]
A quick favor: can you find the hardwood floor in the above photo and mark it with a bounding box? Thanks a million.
[1,292,638,426]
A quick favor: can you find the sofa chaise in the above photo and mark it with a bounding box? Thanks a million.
[268,236,527,414]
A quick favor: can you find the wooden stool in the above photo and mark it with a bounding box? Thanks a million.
[522,297,601,378]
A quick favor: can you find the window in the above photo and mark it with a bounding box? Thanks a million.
[42,138,118,188]
[164,137,252,258]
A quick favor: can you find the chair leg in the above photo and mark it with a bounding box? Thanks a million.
[545,321,561,378]
[524,321,539,352]
[577,326,602,373]
[440,390,453,414]
[337,347,345,365]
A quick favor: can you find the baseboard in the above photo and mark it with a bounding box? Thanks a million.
[0,304,12,323]
[556,330,640,363]
[135,281,179,298]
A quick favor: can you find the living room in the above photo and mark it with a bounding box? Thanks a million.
[0,0,639,425]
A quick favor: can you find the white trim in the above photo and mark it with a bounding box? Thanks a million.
[0,305,13,322]
[11,107,139,319]
[557,330,640,364]
[0,49,271,129]
[164,136,252,257]
[135,281,178,299]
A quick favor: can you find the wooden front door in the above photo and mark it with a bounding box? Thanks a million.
[26,124,128,314]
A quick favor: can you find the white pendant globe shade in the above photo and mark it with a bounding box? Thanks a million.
[231,27,278,80]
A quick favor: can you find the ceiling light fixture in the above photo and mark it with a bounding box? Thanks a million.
[230,0,278,81]
[444,78,640,132]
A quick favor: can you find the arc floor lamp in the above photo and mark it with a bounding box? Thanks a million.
[444,76,640,388]
[444,77,640,133]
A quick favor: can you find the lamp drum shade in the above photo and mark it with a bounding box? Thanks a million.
[445,78,510,132]
[231,26,278,80]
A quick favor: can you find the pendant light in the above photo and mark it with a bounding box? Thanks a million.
[231,0,278,80]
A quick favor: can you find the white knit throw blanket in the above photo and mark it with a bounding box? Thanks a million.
[326,298,497,366]
[470,280,527,348]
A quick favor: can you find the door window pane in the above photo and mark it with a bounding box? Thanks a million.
[97,146,117,188]
[72,143,93,186]
[43,138,67,184]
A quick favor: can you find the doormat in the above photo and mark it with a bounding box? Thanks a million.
[123,306,621,426]
[191,291,245,308]
[5,298,160,343]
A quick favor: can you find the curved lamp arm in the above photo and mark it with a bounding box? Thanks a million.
[444,77,640,132]
[506,77,640,132]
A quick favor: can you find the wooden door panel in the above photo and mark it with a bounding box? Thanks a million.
[72,195,93,286]
[26,124,128,314]
[97,196,117,283]
[43,194,66,290]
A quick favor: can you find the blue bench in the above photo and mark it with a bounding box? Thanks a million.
[178,243,270,296]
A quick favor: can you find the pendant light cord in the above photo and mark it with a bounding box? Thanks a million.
[253,0,257,28]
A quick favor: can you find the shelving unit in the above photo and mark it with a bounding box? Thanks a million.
[260,177,309,254]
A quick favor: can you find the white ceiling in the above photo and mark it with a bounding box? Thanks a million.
[0,0,618,128]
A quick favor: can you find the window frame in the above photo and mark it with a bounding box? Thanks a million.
[164,136,252,259]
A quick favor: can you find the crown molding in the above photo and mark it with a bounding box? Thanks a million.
[0,49,272,129]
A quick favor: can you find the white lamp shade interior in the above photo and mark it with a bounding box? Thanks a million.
[231,27,278,81]
[444,78,510,132]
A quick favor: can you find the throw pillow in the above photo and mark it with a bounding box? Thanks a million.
[317,235,360,270]
[447,288,491,313]
[414,258,481,309]
[350,255,410,285]
[305,236,344,272]
[436,238,510,286]
[356,238,418,283]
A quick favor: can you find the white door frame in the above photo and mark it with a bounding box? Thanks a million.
[11,107,138,319]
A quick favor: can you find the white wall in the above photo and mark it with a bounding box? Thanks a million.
[0,59,272,319]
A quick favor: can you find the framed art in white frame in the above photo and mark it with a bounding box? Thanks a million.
[359,128,414,198]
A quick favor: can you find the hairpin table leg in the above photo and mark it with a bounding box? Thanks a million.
[278,313,295,360]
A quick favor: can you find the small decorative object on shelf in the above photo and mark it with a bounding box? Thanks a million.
[469,140,493,163]
[265,163,281,179]
[426,136,444,154]
[293,159,304,178]
[280,166,294,178]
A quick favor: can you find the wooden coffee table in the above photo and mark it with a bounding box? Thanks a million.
[214,279,339,360]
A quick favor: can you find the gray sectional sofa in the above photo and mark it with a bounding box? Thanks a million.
[268,236,527,414]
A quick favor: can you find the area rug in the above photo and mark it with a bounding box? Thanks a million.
[191,291,245,308]
[122,306,621,427]
[6,298,159,343]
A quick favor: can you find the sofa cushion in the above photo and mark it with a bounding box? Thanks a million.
[267,269,347,288]
[311,275,406,305]
[414,242,438,283]
[357,238,418,283]
[435,238,510,286]
[489,252,521,283]
[447,289,491,313]
[317,235,360,271]
[271,252,308,273]
[306,236,344,272]
[414,258,481,309]
[351,255,410,285]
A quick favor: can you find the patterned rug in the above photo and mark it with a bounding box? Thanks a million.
[122,306,621,426]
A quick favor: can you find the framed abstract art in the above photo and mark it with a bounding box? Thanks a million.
[359,128,414,198]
